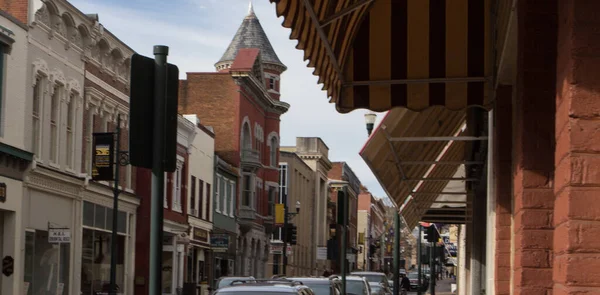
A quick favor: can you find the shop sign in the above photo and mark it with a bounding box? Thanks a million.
[193,228,208,243]
[2,255,13,276]
[270,244,283,254]
[210,234,229,252]
[48,228,71,243]
[92,133,115,181]
[0,183,6,203]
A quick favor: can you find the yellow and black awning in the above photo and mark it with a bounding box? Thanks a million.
[270,0,493,113]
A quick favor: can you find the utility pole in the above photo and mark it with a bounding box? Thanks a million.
[339,186,349,295]
[417,225,422,295]
[430,241,436,295]
[392,212,400,295]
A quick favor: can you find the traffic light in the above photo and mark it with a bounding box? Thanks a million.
[426,226,437,243]
[288,224,298,245]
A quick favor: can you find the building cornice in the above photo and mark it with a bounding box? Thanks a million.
[231,72,290,115]
[177,115,197,151]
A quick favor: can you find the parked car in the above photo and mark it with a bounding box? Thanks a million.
[350,271,391,291]
[213,279,315,295]
[287,277,342,295]
[407,272,429,291]
[344,275,372,295]
[211,276,255,292]
[368,282,392,295]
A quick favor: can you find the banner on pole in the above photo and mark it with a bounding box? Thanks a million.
[92,133,114,181]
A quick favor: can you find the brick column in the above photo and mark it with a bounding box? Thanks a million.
[513,1,557,294]
[494,85,512,295]
[554,1,600,293]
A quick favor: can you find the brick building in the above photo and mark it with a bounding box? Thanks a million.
[179,3,290,278]
[269,0,600,294]
[357,191,386,271]
[135,115,196,295]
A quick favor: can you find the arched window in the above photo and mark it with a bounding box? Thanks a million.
[270,136,278,166]
[242,122,252,150]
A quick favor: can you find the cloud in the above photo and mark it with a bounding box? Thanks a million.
[68,0,390,200]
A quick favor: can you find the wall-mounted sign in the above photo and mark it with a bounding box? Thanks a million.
[2,256,13,276]
[210,234,229,252]
[0,183,6,203]
[92,133,114,181]
[193,228,208,243]
[48,228,71,243]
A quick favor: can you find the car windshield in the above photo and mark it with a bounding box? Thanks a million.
[407,273,419,280]
[347,281,367,295]
[302,282,331,295]
[370,284,382,292]
[358,274,386,284]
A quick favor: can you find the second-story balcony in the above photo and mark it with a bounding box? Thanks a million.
[241,148,262,170]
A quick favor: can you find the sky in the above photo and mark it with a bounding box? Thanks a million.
[69,0,389,199]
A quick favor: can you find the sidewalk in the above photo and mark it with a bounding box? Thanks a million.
[425,277,455,295]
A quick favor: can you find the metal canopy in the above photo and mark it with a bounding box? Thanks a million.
[360,107,476,229]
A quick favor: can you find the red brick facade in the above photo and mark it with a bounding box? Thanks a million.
[0,0,27,24]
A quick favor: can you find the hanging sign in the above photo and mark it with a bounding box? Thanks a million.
[2,256,13,276]
[92,132,115,181]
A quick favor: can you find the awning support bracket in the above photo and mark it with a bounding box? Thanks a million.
[320,0,374,27]
[381,125,407,181]
[389,136,488,142]
[302,0,345,82]
[343,76,491,87]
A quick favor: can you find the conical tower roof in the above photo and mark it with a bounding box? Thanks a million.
[216,1,286,71]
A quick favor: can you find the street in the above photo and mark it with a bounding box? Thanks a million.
[408,277,455,295]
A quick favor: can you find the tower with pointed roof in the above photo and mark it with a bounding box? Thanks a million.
[215,1,286,100]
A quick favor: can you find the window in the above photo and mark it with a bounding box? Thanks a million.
[270,136,278,167]
[81,201,128,295]
[24,230,71,295]
[164,172,168,208]
[50,85,61,163]
[190,176,196,214]
[242,174,251,207]
[229,181,235,217]
[267,187,275,217]
[198,179,204,219]
[66,93,75,169]
[268,77,275,89]
[85,109,94,173]
[220,175,227,213]
[215,175,221,213]
[32,78,42,157]
[172,159,184,212]
[206,183,211,221]
[279,164,288,201]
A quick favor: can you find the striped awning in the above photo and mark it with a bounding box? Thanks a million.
[270,0,493,113]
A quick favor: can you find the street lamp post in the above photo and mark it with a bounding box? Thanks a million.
[364,112,377,136]
[282,194,300,275]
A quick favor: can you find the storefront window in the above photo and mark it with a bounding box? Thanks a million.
[23,230,70,295]
[81,201,128,295]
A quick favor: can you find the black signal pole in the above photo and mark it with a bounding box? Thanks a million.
[110,114,129,295]
[282,192,299,274]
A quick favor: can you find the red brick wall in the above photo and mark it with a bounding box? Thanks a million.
[0,0,27,24]
[513,2,557,294]
[494,85,512,295]
[179,73,239,165]
[554,1,600,293]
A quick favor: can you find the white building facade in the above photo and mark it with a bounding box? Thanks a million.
[0,9,35,295]
[184,114,214,294]
[23,1,138,295]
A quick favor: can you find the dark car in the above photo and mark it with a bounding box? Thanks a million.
[407,272,428,291]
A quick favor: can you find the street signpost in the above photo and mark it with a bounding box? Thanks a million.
[129,45,179,295]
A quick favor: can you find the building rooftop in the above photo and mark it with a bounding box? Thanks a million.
[216,2,285,70]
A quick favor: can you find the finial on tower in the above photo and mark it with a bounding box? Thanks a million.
[247,0,255,18]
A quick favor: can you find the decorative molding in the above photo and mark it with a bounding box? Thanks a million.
[266,131,279,147]
[85,71,130,103]
[49,68,67,87]
[25,169,83,199]
[83,183,139,213]
[66,78,82,95]
[32,59,50,85]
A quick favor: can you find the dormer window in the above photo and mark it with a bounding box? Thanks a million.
[268,78,275,90]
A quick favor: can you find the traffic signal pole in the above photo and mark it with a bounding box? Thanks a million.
[392,212,400,295]
[149,45,168,295]
[282,193,289,274]
[417,225,422,295]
